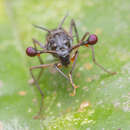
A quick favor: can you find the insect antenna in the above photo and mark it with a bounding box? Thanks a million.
[33,24,51,33]
[58,12,69,28]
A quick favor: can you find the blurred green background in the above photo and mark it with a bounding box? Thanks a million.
[0,0,130,129]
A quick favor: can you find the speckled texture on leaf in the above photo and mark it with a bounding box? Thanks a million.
[0,0,130,129]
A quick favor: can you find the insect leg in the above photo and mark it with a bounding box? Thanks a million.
[29,63,54,118]
[69,19,80,95]
[33,24,51,33]
[32,39,45,82]
[54,64,69,81]
[32,38,46,49]
[54,63,78,96]
[69,50,79,96]
[90,46,116,75]
[58,13,68,28]
[70,51,78,74]
[81,32,90,41]
[69,19,79,43]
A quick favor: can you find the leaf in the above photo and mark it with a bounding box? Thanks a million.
[0,0,130,129]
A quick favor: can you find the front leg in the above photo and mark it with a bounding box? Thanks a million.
[54,60,78,96]
[54,63,70,81]
[69,20,80,95]
[69,50,79,96]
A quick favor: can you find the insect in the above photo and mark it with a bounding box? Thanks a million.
[26,14,116,116]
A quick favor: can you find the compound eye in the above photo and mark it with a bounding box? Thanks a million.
[26,47,37,57]
[88,34,98,45]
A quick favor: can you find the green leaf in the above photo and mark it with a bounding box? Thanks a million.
[0,0,130,129]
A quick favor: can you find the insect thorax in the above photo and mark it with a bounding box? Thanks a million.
[46,28,73,66]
